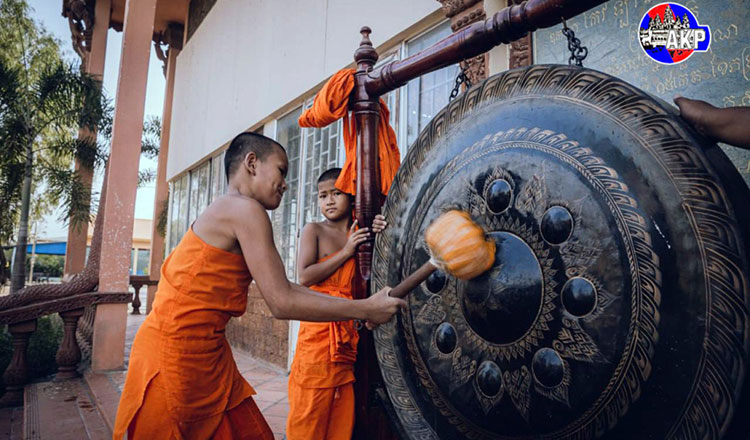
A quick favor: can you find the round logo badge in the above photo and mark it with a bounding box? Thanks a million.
[639,3,711,65]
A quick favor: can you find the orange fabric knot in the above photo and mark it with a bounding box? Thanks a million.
[326,287,359,364]
[298,68,401,197]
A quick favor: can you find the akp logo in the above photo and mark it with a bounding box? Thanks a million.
[639,3,710,64]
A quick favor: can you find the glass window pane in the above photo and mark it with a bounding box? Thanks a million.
[211,154,221,203]
[169,179,179,253]
[199,161,210,214]
[405,21,459,148]
[274,107,303,279]
[178,174,189,237]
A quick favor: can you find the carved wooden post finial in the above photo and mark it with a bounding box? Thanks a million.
[354,26,378,68]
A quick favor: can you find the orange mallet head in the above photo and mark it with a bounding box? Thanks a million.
[388,210,495,300]
[425,210,496,280]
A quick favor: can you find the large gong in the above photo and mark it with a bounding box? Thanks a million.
[372,65,750,440]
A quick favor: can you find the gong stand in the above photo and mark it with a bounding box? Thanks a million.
[348,0,608,438]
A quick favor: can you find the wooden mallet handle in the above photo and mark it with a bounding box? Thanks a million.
[388,261,437,299]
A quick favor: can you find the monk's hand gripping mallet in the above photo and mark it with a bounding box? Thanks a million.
[388,210,496,299]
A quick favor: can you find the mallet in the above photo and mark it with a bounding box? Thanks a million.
[388,210,496,299]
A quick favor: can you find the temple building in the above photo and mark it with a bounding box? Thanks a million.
[2,0,747,437]
[164,0,517,369]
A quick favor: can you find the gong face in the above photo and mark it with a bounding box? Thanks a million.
[372,65,750,440]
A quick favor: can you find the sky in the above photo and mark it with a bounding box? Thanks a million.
[27,0,165,240]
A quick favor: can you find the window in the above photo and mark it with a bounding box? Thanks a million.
[210,151,226,202]
[273,107,303,279]
[188,161,211,226]
[169,173,189,253]
[376,50,401,148]
[404,22,459,148]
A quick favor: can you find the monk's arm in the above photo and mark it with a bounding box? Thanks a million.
[235,201,404,323]
[296,223,351,286]
[675,97,750,150]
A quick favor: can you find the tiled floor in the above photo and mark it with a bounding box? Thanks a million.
[94,297,291,439]
[234,350,290,438]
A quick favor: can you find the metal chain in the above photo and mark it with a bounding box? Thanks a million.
[449,65,473,102]
[561,18,588,66]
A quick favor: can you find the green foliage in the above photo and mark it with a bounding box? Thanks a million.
[25,254,64,278]
[0,315,63,393]
[0,0,108,244]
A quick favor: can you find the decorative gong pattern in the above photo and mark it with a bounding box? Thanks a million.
[372,65,750,440]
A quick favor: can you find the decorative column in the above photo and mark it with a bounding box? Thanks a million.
[63,0,111,277]
[146,23,183,314]
[437,0,489,84]
[91,0,158,372]
[0,320,36,407]
[55,308,85,380]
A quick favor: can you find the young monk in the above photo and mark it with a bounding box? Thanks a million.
[285,168,385,439]
[112,133,405,439]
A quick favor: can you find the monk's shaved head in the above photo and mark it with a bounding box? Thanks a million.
[317,167,341,184]
[224,132,286,181]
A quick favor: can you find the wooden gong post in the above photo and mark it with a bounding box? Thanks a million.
[351,26,395,440]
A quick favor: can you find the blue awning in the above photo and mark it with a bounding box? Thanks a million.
[25,242,67,256]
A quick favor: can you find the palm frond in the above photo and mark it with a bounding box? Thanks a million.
[39,130,105,170]
[138,169,156,187]
[40,162,93,228]
[140,115,161,159]
[35,62,105,135]
[0,58,20,111]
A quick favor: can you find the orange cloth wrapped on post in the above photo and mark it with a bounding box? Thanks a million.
[298,68,400,197]
[113,227,273,439]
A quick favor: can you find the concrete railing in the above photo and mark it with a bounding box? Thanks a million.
[0,291,131,407]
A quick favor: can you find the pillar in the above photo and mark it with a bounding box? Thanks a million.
[146,24,183,314]
[91,0,157,371]
[63,0,111,277]
[437,0,489,85]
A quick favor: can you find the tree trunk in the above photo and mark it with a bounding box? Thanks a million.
[10,141,33,294]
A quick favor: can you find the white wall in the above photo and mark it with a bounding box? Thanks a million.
[168,0,442,180]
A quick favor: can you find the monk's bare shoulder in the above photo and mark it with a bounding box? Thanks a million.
[300,221,321,238]
[193,195,270,253]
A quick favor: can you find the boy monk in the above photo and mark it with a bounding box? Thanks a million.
[113,133,405,439]
[286,168,386,439]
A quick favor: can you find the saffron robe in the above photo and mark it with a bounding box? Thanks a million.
[286,254,358,439]
[113,227,273,440]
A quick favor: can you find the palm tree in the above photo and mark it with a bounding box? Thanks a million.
[0,0,107,293]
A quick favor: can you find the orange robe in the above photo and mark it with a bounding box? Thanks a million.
[286,254,359,440]
[298,68,400,198]
[113,227,273,440]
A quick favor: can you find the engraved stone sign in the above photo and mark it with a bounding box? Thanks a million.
[534,0,750,188]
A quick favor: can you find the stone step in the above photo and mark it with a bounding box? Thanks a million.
[23,379,110,440]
